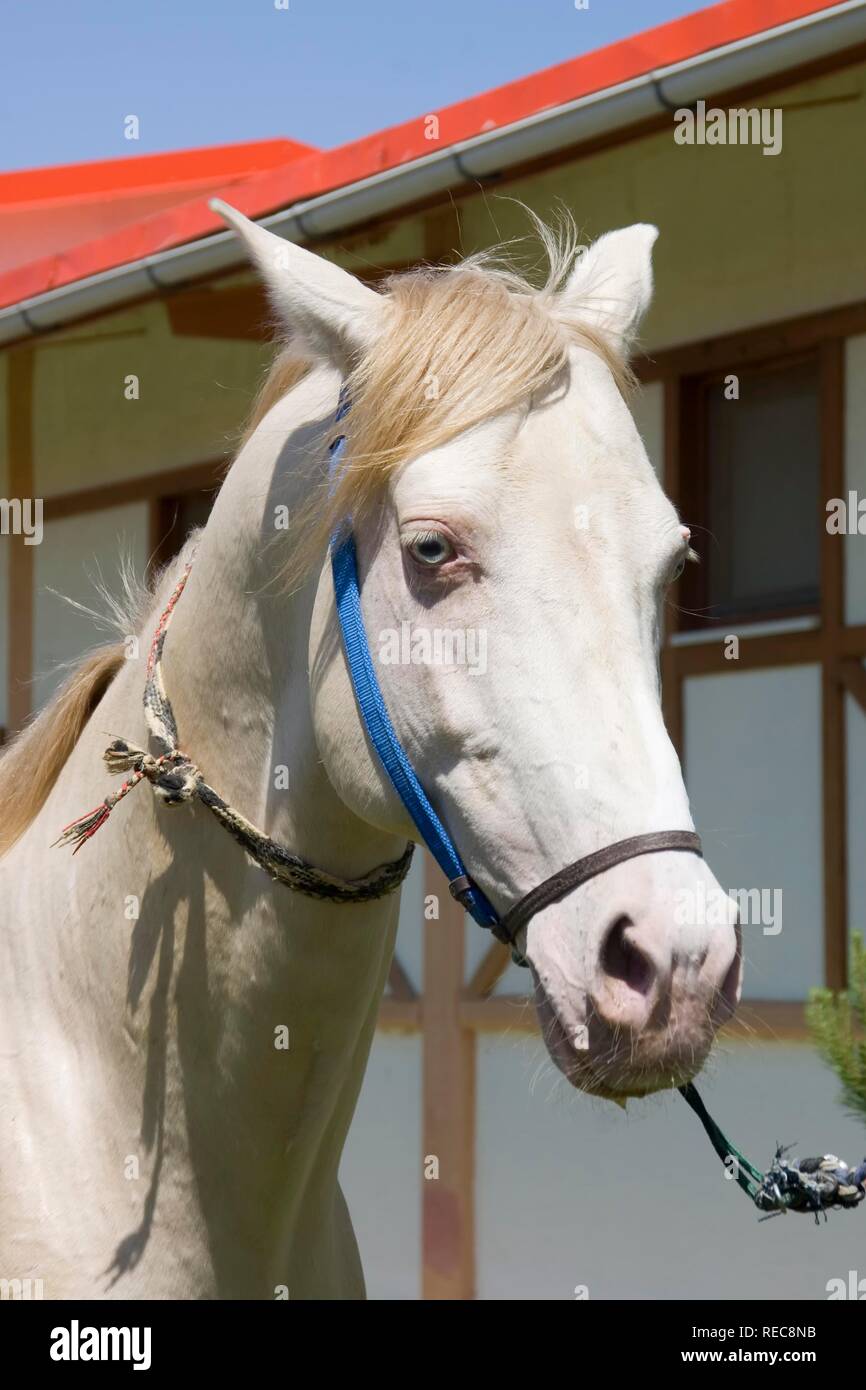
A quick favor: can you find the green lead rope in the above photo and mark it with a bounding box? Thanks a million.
[679,1082,866,1222]
[679,1082,765,1201]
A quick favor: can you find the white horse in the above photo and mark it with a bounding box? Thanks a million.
[0,205,740,1299]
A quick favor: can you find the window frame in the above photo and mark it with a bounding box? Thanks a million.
[677,349,823,633]
[647,327,860,1019]
[150,476,221,575]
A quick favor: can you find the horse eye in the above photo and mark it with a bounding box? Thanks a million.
[406,531,456,567]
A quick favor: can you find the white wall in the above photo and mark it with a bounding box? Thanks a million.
[631,379,665,484]
[847,686,866,946]
[340,1033,422,1300]
[476,1037,866,1300]
[386,846,425,995]
[344,1030,866,1301]
[684,665,823,999]
[32,502,149,710]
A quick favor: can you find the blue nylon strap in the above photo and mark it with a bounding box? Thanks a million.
[328,428,499,931]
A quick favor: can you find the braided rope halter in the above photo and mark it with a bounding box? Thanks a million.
[54,560,414,905]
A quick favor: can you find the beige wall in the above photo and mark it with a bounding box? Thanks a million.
[459,60,866,352]
[31,298,271,497]
[845,335,866,626]
[3,220,428,506]
[1,59,863,518]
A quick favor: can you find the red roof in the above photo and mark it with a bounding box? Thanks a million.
[0,0,847,312]
[0,139,315,280]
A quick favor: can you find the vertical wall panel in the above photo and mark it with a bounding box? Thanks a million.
[684,665,823,1000]
[631,379,665,483]
[844,335,866,625]
[33,502,149,711]
[388,846,425,995]
[476,1037,865,1299]
[340,1035,421,1299]
[846,687,866,946]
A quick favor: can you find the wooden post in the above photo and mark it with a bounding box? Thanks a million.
[820,339,847,990]
[421,853,475,1300]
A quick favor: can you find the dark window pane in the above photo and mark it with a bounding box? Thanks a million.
[704,359,820,619]
[154,485,218,569]
[172,491,215,538]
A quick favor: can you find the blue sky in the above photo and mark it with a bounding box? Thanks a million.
[1,0,718,172]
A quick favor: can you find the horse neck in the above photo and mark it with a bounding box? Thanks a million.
[2,363,405,1293]
[139,357,408,1057]
[164,361,403,882]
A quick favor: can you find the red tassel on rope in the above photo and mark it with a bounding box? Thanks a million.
[52,800,114,853]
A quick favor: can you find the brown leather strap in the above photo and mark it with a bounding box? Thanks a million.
[493,830,703,950]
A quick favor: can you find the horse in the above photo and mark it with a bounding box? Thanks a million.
[0,203,741,1299]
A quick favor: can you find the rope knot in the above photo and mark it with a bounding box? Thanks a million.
[103,738,200,805]
[151,755,200,806]
[54,549,414,907]
[52,738,201,853]
[103,737,159,777]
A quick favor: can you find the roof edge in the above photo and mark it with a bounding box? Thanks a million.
[1,0,864,345]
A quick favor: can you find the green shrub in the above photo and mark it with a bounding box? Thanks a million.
[807,932,866,1124]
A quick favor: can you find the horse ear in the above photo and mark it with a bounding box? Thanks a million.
[558,224,658,355]
[210,199,383,365]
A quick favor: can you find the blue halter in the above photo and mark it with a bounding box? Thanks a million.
[328,410,499,934]
[327,397,703,962]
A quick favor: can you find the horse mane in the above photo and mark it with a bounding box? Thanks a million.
[243,211,633,588]
[0,216,629,856]
[0,645,126,857]
[0,548,191,859]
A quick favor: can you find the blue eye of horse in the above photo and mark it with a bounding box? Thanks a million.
[407,532,455,566]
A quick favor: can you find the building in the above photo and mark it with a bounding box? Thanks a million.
[2,0,866,1298]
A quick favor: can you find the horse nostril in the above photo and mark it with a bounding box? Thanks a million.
[600,915,655,997]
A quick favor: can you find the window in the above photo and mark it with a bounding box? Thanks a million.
[151,483,218,572]
[679,356,821,628]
